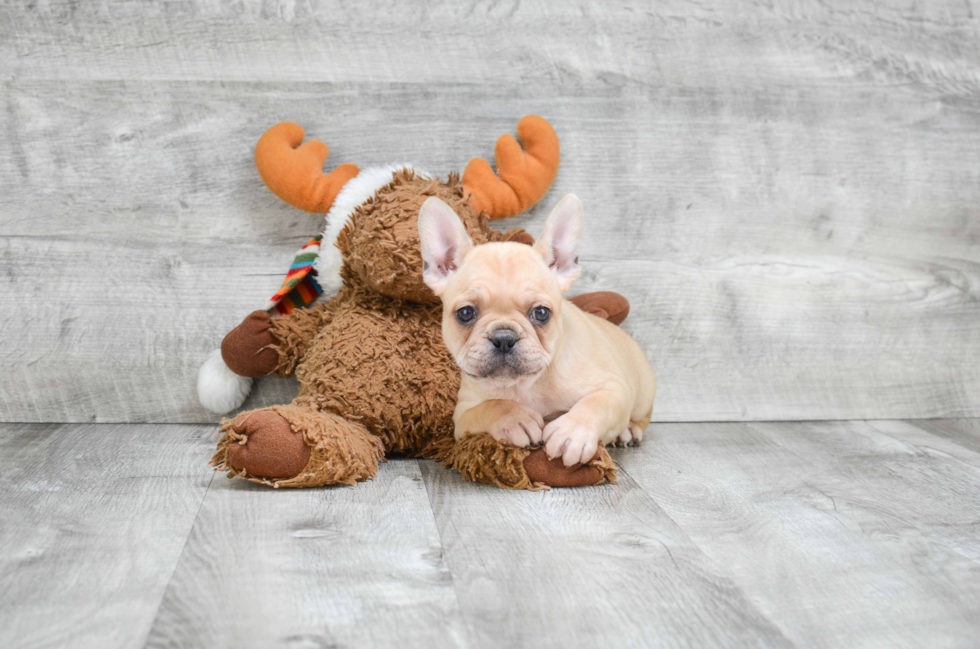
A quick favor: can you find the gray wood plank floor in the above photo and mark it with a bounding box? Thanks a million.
[3,419,980,649]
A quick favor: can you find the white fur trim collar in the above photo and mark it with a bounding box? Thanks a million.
[314,165,428,297]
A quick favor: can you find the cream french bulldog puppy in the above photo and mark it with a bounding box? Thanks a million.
[418,194,656,467]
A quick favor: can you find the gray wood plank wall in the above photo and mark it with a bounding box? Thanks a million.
[2,1,979,423]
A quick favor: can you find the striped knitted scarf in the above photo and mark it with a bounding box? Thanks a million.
[265,236,323,315]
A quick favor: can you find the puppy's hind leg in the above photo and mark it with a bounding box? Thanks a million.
[616,421,647,447]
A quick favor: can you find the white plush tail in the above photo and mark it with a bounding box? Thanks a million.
[197,348,253,413]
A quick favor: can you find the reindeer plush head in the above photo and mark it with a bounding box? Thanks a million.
[197,116,561,414]
[253,116,560,308]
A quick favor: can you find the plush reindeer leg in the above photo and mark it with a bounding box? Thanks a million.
[220,302,333,378]
[462,115,560,219]
[220,311,279,378]
[212,402,385,488]
[445,432,616,490]
[569,292,630,326]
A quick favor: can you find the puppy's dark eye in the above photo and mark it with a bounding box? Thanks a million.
[530,306,551,324]
[455,306,477,325]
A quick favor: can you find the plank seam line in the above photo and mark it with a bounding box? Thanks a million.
[139,465,216,648]
[872,420,980,470]
[417,461,477,648]
[864,421,980,569]
[748,420,980,569]
[612,456,799,647]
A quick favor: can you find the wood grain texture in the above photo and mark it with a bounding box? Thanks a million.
[2,0,978,84]
[2,1,980,422]
[4,419,980,647]
[616,421,980,648]
[750,419,980,562]
[145,459,467,649]
[0,422,213,649]
[418,459,792,648]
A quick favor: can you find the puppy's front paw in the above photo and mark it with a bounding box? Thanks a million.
[489,404,545,448]
[543,415,600,467]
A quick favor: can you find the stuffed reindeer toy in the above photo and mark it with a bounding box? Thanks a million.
[199,116,628,489]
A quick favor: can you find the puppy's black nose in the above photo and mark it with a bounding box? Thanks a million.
[489,329,519,354]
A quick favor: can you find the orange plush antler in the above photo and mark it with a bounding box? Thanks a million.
[255,122,360,213]
[462,115,560,220]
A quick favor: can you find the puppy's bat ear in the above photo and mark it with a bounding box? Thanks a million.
[535,194,583,292]
[418,197,474,296]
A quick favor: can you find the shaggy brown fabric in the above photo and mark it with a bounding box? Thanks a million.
[444,432,539,490]
[442,434,617,489]
[290,285,459,456]
[212,168,629,490]
[338,171,511,304]
[270,301,333,377]
[221,310,279,377]
[212,404,384,488]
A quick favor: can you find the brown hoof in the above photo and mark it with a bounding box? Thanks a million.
[568,292,630,326]
[226,410,311,479]
[221,310,279,377]
[523,448,602,487]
